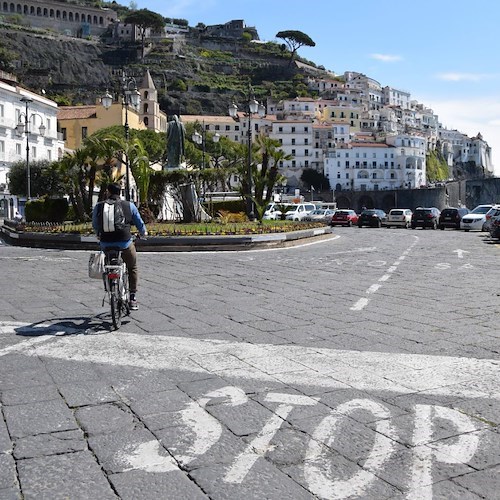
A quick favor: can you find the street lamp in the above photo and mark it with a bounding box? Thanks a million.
[16,97,46,201]
[228,86,265,220]
[192,125,222,170]
[101,72,140,201]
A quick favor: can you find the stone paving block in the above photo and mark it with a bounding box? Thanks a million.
[109,469,207,500]
[452,465,500,499]
[17,451,116,499]
[128,388,193,416]
[75,403,137,436]
[58,380,119,407]
[1,385,61,406]
[372,446,476,493]
[13,429,87,460]
[0,454,17,490]
[204,398,275,437]
[0,487,22,499]
[3,399,78,439]
[88,427,175,475]
[0,368,54,391]
[41,357,102,384]
[157,424,246,470]
[190,460,315,500]
[429,479,483,499]
[0,412,12,454]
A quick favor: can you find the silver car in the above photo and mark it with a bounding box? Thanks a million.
[384,209,412,228]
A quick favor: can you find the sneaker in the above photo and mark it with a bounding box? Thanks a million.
[129,299,138,311]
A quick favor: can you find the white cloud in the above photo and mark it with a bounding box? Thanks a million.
[369,53,402,62]
[436,72,493,82]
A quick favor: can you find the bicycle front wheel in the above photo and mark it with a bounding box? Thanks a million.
[110,280,122,330]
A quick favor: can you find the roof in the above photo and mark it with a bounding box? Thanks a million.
[58,106,97,120]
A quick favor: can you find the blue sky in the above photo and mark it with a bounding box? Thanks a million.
[138,0,500,171]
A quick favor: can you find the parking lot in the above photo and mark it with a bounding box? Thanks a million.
[0,226,499,499]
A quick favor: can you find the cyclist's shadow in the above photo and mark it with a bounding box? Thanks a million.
[14,313,129,337]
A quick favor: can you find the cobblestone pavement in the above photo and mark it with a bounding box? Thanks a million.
[0,227,499,499]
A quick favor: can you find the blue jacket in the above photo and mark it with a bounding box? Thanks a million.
[92,198,147,250]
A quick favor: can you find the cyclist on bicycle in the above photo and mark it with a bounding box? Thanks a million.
[92,183,147,311]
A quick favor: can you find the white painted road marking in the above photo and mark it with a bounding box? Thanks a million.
[1,322,499,401]
[453,249,469,259]
[350,237,418,311]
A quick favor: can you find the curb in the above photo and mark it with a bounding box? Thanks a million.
[0,224,334,252]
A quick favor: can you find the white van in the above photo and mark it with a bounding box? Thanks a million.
[285,203,317,221]
[262,202,294,220]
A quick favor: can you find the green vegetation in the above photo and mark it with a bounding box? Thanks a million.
[426,150,449,182]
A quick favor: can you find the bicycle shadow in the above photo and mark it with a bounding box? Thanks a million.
[13,313,130,337]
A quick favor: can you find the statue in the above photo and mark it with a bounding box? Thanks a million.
[165,115,185,169]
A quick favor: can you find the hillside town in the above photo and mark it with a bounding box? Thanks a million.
[0,1,494,218]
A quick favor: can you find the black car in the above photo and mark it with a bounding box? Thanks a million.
[411,207,441,229]
[438,207,470,230]
[357,209,387,228]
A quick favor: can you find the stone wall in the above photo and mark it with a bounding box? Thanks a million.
[0,0,117,36]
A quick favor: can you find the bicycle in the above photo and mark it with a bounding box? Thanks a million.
[102,247,129,330]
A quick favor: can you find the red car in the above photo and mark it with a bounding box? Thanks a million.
[330,209,359,227]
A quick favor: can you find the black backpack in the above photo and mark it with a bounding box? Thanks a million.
[102,199,126,233]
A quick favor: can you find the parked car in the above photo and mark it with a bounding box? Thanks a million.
[489,214,500,239]
[357,209,387,228]
[438,207,470,230]
[383,209,413,228]
[482,207,500,232]
[460,204,500,231]
[411,207,441,229]
[303,209,336,223]
[330,209,358,227]
[285,203,317,221]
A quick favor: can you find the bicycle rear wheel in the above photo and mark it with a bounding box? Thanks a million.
[110,280,122,330]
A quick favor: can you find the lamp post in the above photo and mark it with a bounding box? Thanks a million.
[16,97,46,201]
[228,87,265,220]
[101,71,140,201]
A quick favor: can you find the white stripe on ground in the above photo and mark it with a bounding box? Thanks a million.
[350,237,418,311]
[1,321,498,400]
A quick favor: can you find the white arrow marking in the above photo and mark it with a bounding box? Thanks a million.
[453,249,469,259]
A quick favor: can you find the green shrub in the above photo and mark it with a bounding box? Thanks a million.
[25,198,69,223]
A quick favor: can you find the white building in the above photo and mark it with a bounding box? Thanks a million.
[325,133,427,192]
[0,74,64,218]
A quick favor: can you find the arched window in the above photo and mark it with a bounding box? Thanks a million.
[30,6,34,14]
[56,10,60,18]
[43,8,48,16]
[143,103,149,113]
[9,3,15,13]
[36,7,41,15]
[358,171,369,179]
[62,11,67,19]
[50,9,54,17]
[69,12,73,21]
[144,91,149,99]
[99,16,103,24]
[144,117,149,126]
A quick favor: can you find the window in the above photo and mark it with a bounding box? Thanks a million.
[346,173,349,179]
[225,125,230,131]
[337,173,341,178]
[0,104,4,117]
[32,146,36,158]
[279,127,283,132]
[46,118,51,132]
[16,144,21,155]
[235,126,239,131]
[0,140,4,153]
[345,161,349,167]
[215,125,220,130]
[305,160,309,167]
[292,161,296,168]
[372,173,377,179]
[291,127,295,133]
[291,149,296,155]
[47,150,52,161]
[291,138,295,145]
[304,138,308,145]
[81,127,88,140]
[304,126,308,132]
[305,149,309,156]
